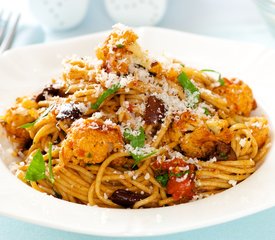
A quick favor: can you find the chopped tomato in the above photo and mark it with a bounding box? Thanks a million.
[153,158,196,201]
[167,176,195,201]
[127,103,134,113]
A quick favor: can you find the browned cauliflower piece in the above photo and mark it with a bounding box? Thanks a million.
[172,112,200,133]
[213,78,256,116]
[246,117,269,148]
[180,126,217,159]
[60,118,123,166]
[96,24,138,75]
[1,97,37,147]
[170,113,233,159]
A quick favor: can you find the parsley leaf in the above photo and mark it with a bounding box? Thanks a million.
[131,150,157,167]
[48,142,54,184]
[25,149,46,181]
[116,44,124,48]
[25,144,55,183]
[124,127,145,148]
[156,173,169,187]
[203,107,210,116]
[200,69,225,86]
[218,78,225,86]
[178,72,200,108]
[91,83,121,110]
[20,104,55,129]
[123,127,156,167]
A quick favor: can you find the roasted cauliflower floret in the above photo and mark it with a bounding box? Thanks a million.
[169,112,204,143]
[246,117,269,148]
[1,97,37,146]
[213,78,256,116]
[170,113,233,159]
[180,126,217,159]
[60,118,123,166]
[206,118,232,143]
[173,112,201,133]
[148,60,184,82]
[96,24,138,74]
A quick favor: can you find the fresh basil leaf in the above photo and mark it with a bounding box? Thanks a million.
[48,142,54,184]
[124,127,145,148]
[25,149,46,181]
[20,122,36,129]
[131,150,156,167]
[156,173,169,187]
[20,104,55,129]
[218,78,225,86]
[116,44,124,48]
[91,83,121,110]
[200,69,225,86]
[178,72,200,108]
[203,107,210,116]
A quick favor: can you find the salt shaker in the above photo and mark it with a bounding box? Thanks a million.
[29,0,90,31]
[104,0,168,26]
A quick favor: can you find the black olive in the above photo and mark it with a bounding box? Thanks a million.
[109,189,149,208]
[35,85,64,102]
[56,103,82,121]
[144,96,166,124]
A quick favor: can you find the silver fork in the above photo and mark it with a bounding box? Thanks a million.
[0,10,20,54]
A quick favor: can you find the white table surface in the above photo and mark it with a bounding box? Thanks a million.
[0,0,275,239]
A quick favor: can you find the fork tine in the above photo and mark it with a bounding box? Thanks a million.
[0,12,12,42]
[0,12,20,54]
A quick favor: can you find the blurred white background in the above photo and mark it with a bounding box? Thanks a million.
[0,0,274,48]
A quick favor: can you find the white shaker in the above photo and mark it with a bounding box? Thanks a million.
[29,0,90,31]
[104,0,168,26]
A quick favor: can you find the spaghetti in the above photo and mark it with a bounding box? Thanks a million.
[1,24,271,208]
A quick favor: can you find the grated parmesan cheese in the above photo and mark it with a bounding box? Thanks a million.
[228,180,237,186]
[144,172,150,180]
[239,138,247,148]
[208,157,217,163]
[103,193,108,199]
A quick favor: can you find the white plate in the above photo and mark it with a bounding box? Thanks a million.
[0,27,275,237]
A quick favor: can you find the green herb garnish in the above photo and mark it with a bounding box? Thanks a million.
[178,72,200,108]
[203,107,210,116]
[20,104,55,129]
[200,69,225,86]
[116,44,124,49]
[91,83,121,110]
[218,78,225,86]
[25,143,55,183]
[48,142,54,184]
[124,127,155,166]
[131,150,157,167]
[156,173,169,187]
[25,149,46,181]
[124,127,145,148]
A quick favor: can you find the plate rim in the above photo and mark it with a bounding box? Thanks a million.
[0,26,274,237]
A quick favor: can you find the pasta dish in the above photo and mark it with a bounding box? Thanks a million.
[0,24,271,208]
